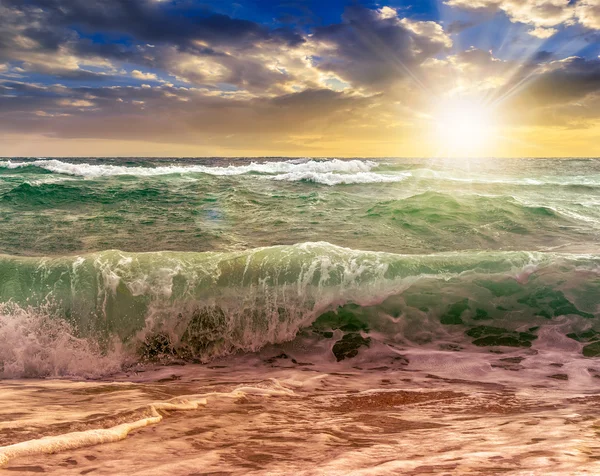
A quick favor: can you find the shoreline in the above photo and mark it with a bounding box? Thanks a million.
[3,346,600,474]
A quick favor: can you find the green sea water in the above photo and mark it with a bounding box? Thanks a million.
[1,157,599,255]
[1,157,599,376]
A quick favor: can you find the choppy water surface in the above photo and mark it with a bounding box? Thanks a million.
[1,157,600,474]
[1,157,599,255]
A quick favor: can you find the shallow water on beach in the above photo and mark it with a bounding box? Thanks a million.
[4,344,600,475]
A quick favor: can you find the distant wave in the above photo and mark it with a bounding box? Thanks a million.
[410,168,600,187]
[3,160,599,188]
[270,171,411,185]
[0,158,378,178]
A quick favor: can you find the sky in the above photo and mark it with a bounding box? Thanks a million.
[0,0,599,157]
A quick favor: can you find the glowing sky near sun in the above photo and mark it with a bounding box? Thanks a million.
[0,0,599,157]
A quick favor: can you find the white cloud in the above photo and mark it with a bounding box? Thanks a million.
[445,0,599,31]
[34,110,71,117]
[377,6,398,20]
[421,47,514,95]
[529,27,558,38]
[131,70,159,81]
[57,99,95,107]
[577,0,600,30]
[400,18,453,48]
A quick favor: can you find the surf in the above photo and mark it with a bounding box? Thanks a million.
[0,242,598,378]
[0,158,379,177]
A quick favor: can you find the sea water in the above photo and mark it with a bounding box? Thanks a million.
[1,157,600,474]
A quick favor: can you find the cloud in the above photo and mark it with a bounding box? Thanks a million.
[445,20,477,34]
[445,0,599,34]
[0,1,598,155]
[417,46,600,130]
[131,70,159,81]
[577,0,600,30]
[399,19,453,47]
[0,82,393,154]
[57,99,96,107]
[0,0,304,92]
[528,27,559,38]
[311,6,451,90]
[527,56,600,103]
[1,0,303,49]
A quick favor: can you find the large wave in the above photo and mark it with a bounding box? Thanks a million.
[0,242,598,378]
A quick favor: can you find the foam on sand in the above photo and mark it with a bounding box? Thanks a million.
[0,398,207,468]
[0,379,296,468]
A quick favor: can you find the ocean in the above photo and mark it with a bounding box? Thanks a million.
[1,157,600,474]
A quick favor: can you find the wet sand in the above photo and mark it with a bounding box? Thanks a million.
[2,345,600,475]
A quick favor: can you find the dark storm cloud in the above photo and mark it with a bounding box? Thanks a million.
[70,41,146,63]
[312,6,451,89]
[0,0,307,92]
[508,56,600,108]
[1,0,303,49]
[490,56,600,128]
[536,57,600,102]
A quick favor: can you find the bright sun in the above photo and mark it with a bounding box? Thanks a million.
[430,98,497,157]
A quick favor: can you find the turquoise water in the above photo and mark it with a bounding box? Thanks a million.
[1,157,599,376]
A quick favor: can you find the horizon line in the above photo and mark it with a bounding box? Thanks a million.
[1,156,599,160]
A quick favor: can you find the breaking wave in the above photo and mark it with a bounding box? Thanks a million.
[2,159,600,189]
[0,242,599,378]
[0,159,378,178]
[269,171,411,185]
[0,303,126,379]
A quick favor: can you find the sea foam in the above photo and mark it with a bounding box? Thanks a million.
[270,171,411,185]
[0,303,126,378]
[0,243,598,378]
[0,159,378,178]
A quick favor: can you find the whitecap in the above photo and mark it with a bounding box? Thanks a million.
[0,158,378,178]
[269,171,411,185]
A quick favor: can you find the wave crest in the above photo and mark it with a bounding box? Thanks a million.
[0,243,598,377]
[270,171,411,185]
[0,159,378,178]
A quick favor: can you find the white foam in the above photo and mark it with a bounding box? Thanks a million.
[0,398,207,468]
[0,159,378,178]
[0,380,297,467]
[0,303,127,379]
[270,171,411,185]
[411,168,600,187]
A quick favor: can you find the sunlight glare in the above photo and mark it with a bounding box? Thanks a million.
[431,98,497,157]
